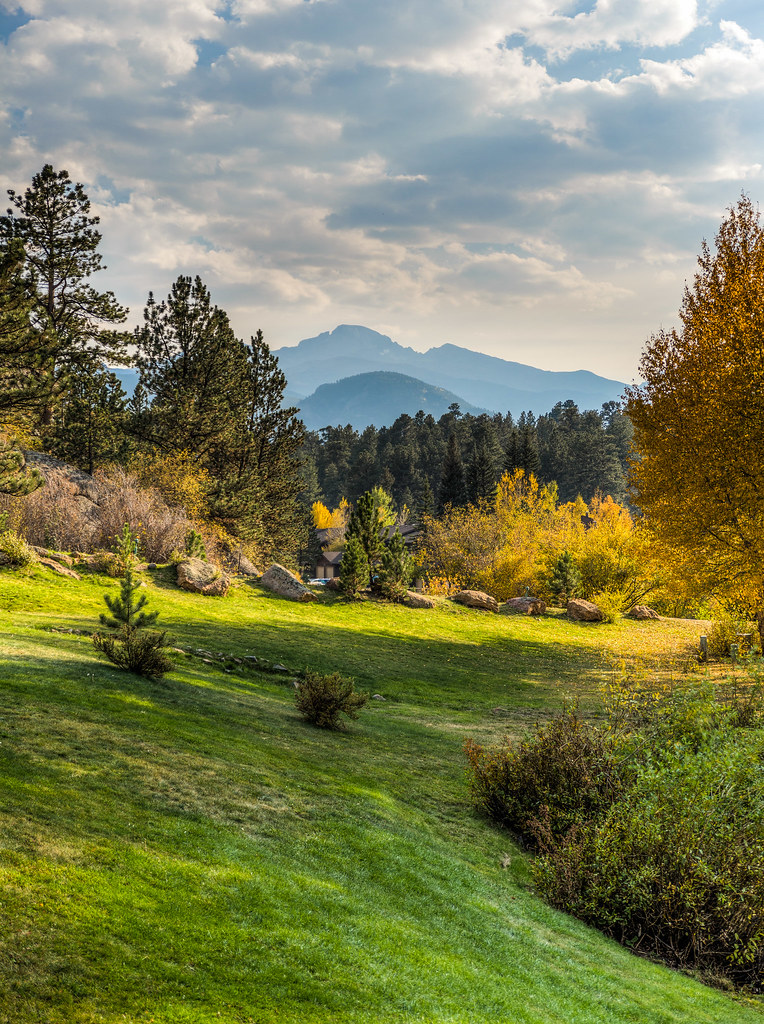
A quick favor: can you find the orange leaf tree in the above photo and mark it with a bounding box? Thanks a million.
[626,196,764,642]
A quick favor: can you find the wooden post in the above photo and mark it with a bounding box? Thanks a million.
[699,635,708,662]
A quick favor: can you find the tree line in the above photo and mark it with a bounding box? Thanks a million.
[301,399,633,520]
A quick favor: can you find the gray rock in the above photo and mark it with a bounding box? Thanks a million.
[405,591,436,609]
[452,590,499,613]
[500,597,546,616]
[566,598,604,622]
[176,558,231,596]
[259,563,317,602]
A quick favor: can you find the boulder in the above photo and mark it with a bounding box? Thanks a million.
[629,605,661,620]
[226,550,260,576]
[259,563,317,602]
[405,591,436,609]
[566,598,604,622]
[38,557,81,580]
[452,590,499,613]
[500,597,546,616]
[176,558,231,596]
[30,546,74,566]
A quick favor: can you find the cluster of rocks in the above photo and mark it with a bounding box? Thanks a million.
[450,590,547,615]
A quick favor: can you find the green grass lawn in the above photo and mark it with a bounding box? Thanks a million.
[0,564,758,1023]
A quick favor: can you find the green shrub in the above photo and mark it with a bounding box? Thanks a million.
[547,549,580,606]
[591,589,624,624]
[464,703,623,844]
[467,680,764,988]
[295,670,369,729]
[533,735,764,986]
[0,529,37,568]
[93,627,173,680]
[707,612,745,658]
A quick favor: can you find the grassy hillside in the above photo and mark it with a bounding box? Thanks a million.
[0,564,760,1023]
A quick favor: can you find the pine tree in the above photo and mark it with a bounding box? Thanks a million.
[415,474,434,526]
[548,549,581,605]
[0,440,44,496]
[51,363,128,474]
[99,526,159,630]
[468,439,497,504]
[93,525,170,679]
[0,239,44,421]
[438,433,467,511]
[378,530,414,601]
[134,282,304,561]
[346,490,387,581]
[1,165,128,429]
[339,535,370,599]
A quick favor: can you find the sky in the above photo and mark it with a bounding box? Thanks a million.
[2,1,764,382]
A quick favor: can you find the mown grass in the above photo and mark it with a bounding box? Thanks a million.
[0,563,757,1023]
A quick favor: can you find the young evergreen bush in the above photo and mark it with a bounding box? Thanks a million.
[548,549,580,605]
[378,529,414,601]
[184,528,206,561]
[92,525,171,679]
[295,669,369,729]
[93,627,173,680]
[339,536,369,599]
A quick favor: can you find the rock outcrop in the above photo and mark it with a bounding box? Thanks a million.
[405,591,436,609]
[566,598,604,622]
[259,563,317,602]
[452,590,499,613]
[177,558,231,596]
[500,597,546,616]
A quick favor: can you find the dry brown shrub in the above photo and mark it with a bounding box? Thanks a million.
[92,467,189,562]
[5,468,96,551]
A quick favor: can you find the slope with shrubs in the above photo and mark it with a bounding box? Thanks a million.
[0,564,760,1023]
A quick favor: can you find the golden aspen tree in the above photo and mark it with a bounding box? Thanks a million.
[626,196,764,642]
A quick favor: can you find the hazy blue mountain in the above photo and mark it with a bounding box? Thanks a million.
[274,325,626,416]
[296,371,487,431]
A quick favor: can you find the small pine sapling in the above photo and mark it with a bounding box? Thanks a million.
[93,524,171,679]
[295,669,369,729]
[549,549,581,606]
[184,528,206,561]
[378,529,414,602]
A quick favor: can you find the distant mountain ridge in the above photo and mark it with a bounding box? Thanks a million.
[273,325,626,422]
[296,371,488,432]
[111,324,627,432]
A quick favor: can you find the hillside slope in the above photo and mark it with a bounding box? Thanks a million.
[0,566,758,1024]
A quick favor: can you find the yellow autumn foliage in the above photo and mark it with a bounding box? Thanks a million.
[419,470,661,605]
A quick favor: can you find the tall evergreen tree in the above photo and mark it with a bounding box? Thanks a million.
[468,439,497,504]
[133,278,304,560]
[51,364,128,474]
[438,433,467,511]
[346,490,387,584]
[0,165,127,428]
